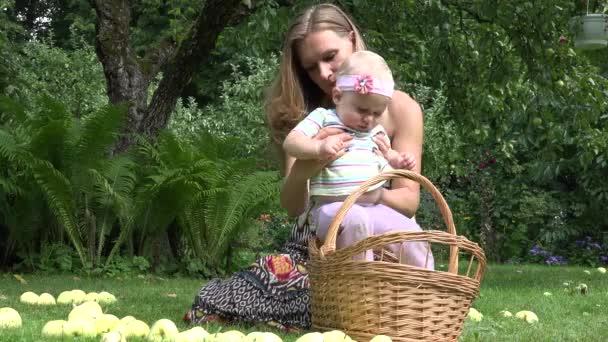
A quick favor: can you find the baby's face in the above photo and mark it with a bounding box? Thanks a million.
[334,91,390,132]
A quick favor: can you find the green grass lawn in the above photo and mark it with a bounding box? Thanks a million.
[0,264,606,341]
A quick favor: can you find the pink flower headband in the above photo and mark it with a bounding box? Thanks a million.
[336,74,394,98]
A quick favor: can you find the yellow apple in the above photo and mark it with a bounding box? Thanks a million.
[515,310,539,324]
[0,307,22,329]
[85,291,100,302]
[174,327,211,342]
[68,301,103,320]
[56,291,74,305]
[98,291,118,305]
[220,330,247,342]
[124,319,150,338]
[41,320,67,337]
[63,318,97,338]
[147,318,179,341]
[19,292,39,304]
[295,332,324,342]
[597,267,606,274]
[245,332,282,342]
[71,289,87,304]
[500,310,513,318]
[467,307,483,322]
[120,315,137,324]
[96,314,120,334]
[323,330,354,342]
[101,331,126,342]
[37,293,56,305]
[370,335,393,342]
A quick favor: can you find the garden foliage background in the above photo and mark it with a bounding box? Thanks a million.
[0,0,607,276]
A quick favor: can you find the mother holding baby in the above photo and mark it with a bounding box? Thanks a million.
[186,2,433,331]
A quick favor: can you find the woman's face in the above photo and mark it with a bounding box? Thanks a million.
[296,30,355,95]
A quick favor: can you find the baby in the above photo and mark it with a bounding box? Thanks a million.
[283,50,415,204]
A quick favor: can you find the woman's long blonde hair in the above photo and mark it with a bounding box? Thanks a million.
[265,3,366,146]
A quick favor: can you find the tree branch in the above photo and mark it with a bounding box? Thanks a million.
[440,0,493,24]
[141,0,245,138]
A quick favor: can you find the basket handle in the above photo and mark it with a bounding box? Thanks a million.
[320,169,460,274]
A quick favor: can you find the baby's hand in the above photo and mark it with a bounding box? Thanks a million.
[317,135,346,160]
[386,150,416,170]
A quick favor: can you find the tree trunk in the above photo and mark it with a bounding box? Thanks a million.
[91,0,244,153]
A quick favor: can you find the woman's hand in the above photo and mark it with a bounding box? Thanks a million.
[281,127,353,216]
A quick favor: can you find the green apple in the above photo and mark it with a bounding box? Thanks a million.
[147,318,179,341]
[56,291,74,305]
[124,319,150,338]
[71,289,87,304]
[63,318,97,338]
[370,335,392,342]
[68,301,103,320]
[96,314,120,334]
[0,307,22,329]
[295,332,324,342]
[41,320,67,337]
[247,332,282,342]
[85,292,100,302]
[597,267,606,274]
[37,293,56,305]
[101,331,126,342]
[98,291,118,305]
[556,80,565,87]
[120,315,137,324]
[19,292,39,304]
[515,310,538,323]
[174,328,209,342]
[224,330,246,340]
[500,310,513,318]
[467,307,483,322]
[322,330,354,342]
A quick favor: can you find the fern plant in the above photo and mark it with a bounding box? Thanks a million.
[0,95,135,268]
[107,130,280,273]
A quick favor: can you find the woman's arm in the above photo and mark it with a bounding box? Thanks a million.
[376,90,423,218]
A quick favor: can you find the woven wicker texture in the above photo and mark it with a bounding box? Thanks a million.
[308,170,486,342]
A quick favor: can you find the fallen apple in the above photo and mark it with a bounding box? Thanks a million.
[147,318,179,341]
[369,335,393,342]
[245,332,282,342]
[515,310,539,324]
[85,292,100,302]
[467,308,483,322]
[174,327,210,342]
[37,293,56,305]
[71,289,87,304]
[96,313,120,334]
[123,319,150,338]
[322,330,354,342]
[41,320,67,337]
[56,291,74,305]
[543,292,552,297]
[295,332,324,342]
[98,291,118,305]
[220,330,247,342]
[19,292,39,305]
[597,267,606,274]
[0,307,22,329]
[63,317,97,338]
[120,315,137,324]
[68,301,103,320]
[101,331,126,342]
[500,310,513,318]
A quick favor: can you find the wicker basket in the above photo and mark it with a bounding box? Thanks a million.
[308,170,487,342]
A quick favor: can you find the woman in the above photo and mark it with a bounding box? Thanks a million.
[186,3,430,331]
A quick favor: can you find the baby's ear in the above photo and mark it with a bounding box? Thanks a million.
[332,88,342,104]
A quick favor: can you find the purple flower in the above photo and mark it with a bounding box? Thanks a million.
[545,255,567,265]
[487,158,496,165]
[478,162,487,169]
